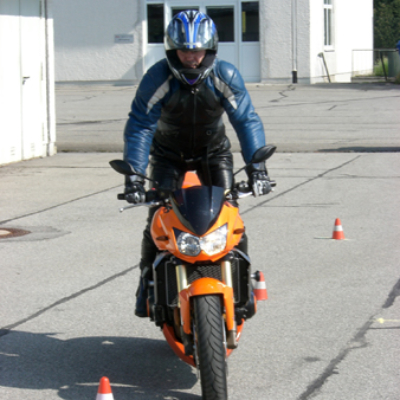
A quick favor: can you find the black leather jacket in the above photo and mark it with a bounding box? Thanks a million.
[123,58,266,174]
[155,81,226,159]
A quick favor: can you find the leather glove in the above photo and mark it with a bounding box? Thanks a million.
[124,176,146,204]
[250,171,272,196]
[246,162,272,197]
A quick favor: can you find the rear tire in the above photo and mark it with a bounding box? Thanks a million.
[193,295,228,400]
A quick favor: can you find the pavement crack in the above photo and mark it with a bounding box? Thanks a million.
[297,317,374,400]
[382,278,400,309]
[58,118,125,126]
[258,94,400,110]
[0,185,122,225]
[0,265,138,339]
[242,155,362,215]
[270,85,296,102]
[297,278,400,399]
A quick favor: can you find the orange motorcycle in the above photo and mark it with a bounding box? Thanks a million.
[110,145,276,400]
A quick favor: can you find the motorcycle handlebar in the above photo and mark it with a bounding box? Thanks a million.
[117,180,276,209]
[116,189,162,202]
[229,180,276,200]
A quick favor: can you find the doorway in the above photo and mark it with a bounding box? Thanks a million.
[144,1,260,82]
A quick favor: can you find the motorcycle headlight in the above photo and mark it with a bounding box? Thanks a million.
[177,232,201,256]
[200,224,227,256]
[176,225,227,257]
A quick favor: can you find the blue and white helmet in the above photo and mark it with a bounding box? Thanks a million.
[165,10,218,85]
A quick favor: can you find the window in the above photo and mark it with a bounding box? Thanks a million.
[242,2,259,42]
[206,7,234,42]
[147,4,164,43]
[172,7,199,17]
[324,0,333,47]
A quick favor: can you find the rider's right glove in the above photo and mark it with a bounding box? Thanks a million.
[124,175,146,204]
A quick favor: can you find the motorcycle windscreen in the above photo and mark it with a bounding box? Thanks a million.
[171,186,226,236]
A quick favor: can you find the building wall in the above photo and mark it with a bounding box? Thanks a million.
[309,0,373,83]
[260,0,292,83]
[52,0,373,85]
[0,1,22,164]
[53,0,143,83]
[309,0,327,82]
[261,0,311,84]
[335,0,373,80]
[0,0,56,165]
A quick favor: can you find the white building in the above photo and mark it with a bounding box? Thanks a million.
[53,0,373,85]
[0,0,56,165]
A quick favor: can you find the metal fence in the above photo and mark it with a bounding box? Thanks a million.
[352,49,400,81]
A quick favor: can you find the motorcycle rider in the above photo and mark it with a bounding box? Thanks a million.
[123,10,272,317]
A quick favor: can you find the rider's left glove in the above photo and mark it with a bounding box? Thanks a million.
[124,176,146,204]
[250,171,272,196]
[246,162,272,197]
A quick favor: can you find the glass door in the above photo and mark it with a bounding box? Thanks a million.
[240,1,260,82]
[145,1,260,81]
[145,3,166,70]
[166,2,237,67]
[171,6,199,17]
[205,5,237,68]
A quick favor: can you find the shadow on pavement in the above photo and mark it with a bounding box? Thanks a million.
[0,330,199,400]
[318,146,400,153]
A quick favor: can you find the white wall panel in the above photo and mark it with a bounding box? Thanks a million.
[0,1,23,164]
[53,0,142,83]
[0,0,53,165]
[51,0,373,84]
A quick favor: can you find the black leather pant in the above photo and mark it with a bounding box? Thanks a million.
[139,142,247,274]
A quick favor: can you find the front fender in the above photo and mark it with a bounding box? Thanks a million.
[179,278,235,335]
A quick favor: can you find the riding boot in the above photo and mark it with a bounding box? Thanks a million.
[135,222,158,317]
[135,274,149,318]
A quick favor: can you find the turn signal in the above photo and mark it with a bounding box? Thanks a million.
[156,235,169,241]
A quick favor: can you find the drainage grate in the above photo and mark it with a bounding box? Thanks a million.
[0,228,31,239]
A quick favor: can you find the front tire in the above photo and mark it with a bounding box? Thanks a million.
[193,295,228,400]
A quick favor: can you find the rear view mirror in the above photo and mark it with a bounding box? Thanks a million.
[109,160,137,176]
[251,145,277,164]
[233,145,277,177]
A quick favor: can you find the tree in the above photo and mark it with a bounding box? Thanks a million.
[374,0,400,48]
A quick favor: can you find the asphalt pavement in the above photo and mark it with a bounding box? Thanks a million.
[0,82,400,400]
[55,81,400,153]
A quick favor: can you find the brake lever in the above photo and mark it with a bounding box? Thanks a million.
[119,200,162,213]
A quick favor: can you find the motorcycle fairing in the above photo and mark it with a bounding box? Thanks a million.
[161,276,245,366]
[170,186,225,236]
[162,320,245,367]
[179,278,235,335]
[151,201,244,263]
[162,324,196,367]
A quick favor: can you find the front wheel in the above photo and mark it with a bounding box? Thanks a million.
[193,295,228,400]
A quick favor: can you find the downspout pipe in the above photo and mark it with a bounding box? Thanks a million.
[291,0,298,83]
[44,0,56,156]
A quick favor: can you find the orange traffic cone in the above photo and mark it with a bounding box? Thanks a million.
[96,377,114,400]
[332,218,345,240]
[253,271,268,301]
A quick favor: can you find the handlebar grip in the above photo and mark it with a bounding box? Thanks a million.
[117,193,126,200]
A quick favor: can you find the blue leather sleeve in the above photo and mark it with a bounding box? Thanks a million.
[212,59,266,164]
[123,59,172,175]
[123,58,266,175]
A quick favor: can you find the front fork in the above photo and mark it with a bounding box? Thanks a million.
[176,261,238,351]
